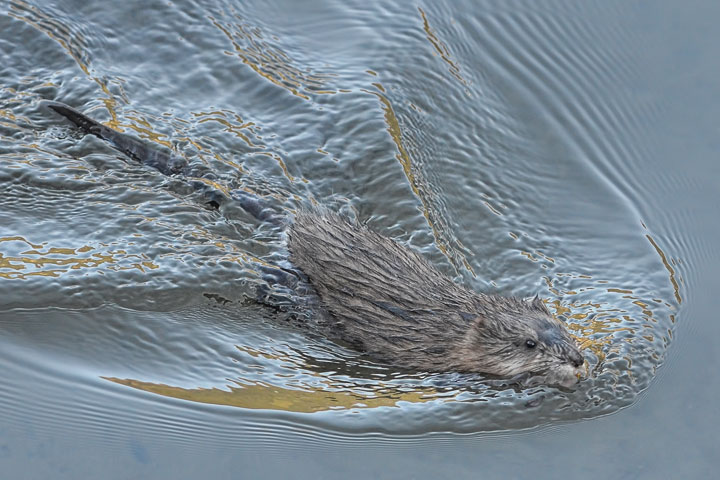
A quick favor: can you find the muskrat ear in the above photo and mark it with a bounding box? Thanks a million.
[531,294,550,314]
[459,311,482,325]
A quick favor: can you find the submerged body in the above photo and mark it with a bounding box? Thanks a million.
[46,100,585,387]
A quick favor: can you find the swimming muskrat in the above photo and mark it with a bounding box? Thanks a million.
[45,100,586,387]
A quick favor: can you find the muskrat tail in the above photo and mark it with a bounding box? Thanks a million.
[45,100,234,208]
[45,100,292,221]
[44,100,188,176]
[229,189,287,226]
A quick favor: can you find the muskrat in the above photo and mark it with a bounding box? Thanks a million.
[45,100,585,388]
[289,210,585,387]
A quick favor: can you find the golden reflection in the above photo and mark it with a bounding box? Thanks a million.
[9,0,90,75]
[210,15,337,100]
[196,112,262,149]
[364,88,473,275]
[117,115,172,150]
[103,377,438,413]
[483,201,503,216]
[550,297,629,367]
[0,107,32,130]
[521,250,555,264]
[253,151,295,182]
[9,0,123,124]
[418,7,470,92]
[541,230,681,372]
[189,176,233,197]
[105,342,444,412]
[645,233,682,304]
[186,108,293,182]
[0,236,160,280]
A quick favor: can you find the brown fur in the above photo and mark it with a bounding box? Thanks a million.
[288,210,584,386]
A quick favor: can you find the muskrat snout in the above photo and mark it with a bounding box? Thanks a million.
[568,349,584,369]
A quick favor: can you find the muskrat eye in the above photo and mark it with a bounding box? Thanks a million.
[525,339,537,349]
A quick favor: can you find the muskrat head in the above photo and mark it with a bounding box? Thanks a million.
[454,295,585,388]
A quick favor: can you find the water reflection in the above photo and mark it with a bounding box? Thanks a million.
[209,13,340,100]
[0,235,157,279]
[104,377,440,413]
[418,7,471,92]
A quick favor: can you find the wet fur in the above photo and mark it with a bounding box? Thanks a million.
[289,210,584,384]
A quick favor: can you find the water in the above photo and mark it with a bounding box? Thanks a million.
[0,0,716,477]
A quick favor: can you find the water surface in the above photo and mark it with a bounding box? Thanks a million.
[0,0,716,478]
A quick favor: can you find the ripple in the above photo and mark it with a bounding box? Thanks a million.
[208,13,340,100]
[0,0,686,438]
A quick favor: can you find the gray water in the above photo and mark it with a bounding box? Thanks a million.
[0,0,716,478]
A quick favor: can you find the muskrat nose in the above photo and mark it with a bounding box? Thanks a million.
[569,351,584,368]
